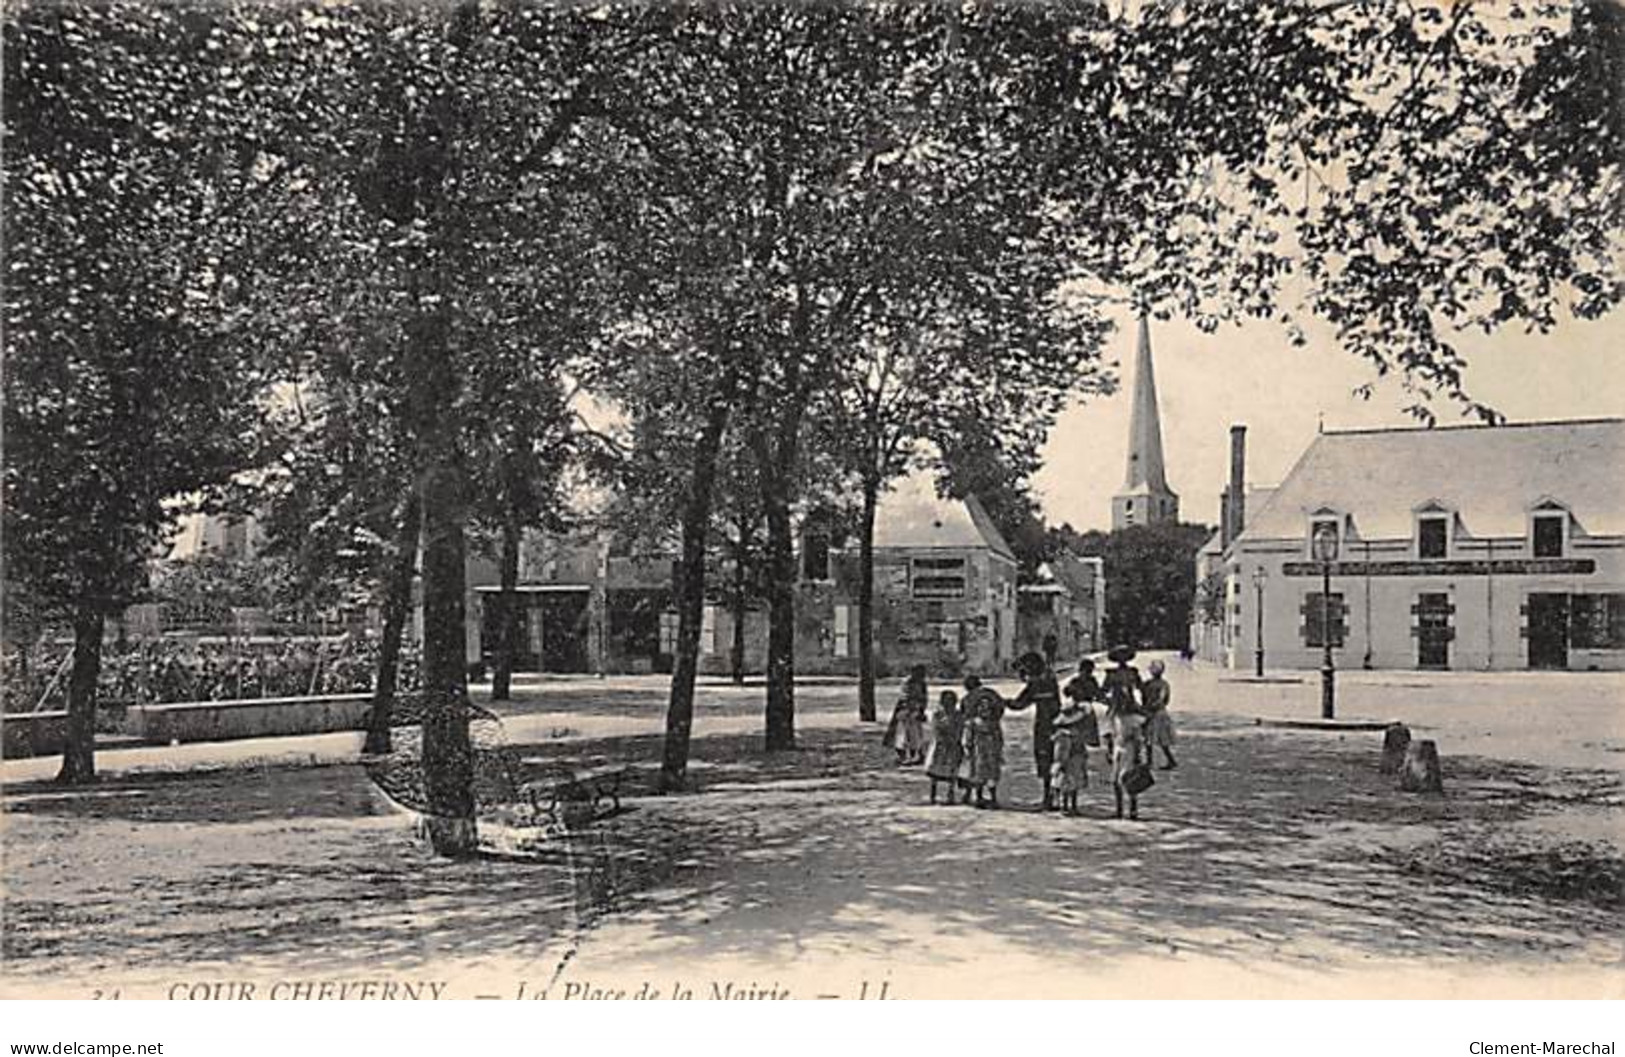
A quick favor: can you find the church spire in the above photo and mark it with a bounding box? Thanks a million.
[1111,316,1180,529]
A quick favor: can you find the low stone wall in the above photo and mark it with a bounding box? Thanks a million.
[125,693,375,746]
[1,711,69,759]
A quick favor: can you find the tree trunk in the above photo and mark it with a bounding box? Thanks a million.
[660,397,732,793]
[730,519,749,685]
[408,309,477,858]
[55,602,103,785]
[857,472,879,723]
[490,511,520,701]
[761,477,796,751]
[418,459,477,856]
[365,494,420,756]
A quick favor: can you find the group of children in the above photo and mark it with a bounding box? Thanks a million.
[884,647,1178,821]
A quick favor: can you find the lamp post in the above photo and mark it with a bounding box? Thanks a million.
[1362,538,1373,670]
[1252,565,1268,677]
[1312,524,1339,719]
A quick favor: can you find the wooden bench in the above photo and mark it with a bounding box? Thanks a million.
[518,760,632,825]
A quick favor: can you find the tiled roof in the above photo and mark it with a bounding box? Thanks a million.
[873,472,1017,561]
[1238,418,1625,542]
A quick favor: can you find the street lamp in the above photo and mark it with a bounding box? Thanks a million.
[1252,565,1268,677]
[1312,523,1339,719]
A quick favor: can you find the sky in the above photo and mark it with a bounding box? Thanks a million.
[1033,307,1625,534]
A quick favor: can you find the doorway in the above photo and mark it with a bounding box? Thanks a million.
[1526,593,1570,670]
[1415,593,1452,670]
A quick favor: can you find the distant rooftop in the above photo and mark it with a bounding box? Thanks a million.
[1239,417,1625,541]
[873,472,1017,562]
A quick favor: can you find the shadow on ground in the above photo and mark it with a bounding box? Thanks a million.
[3,711,1620,983]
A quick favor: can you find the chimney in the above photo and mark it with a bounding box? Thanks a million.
[1226,425,1247,548]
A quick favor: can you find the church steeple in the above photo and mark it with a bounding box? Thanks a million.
[1111,316,1180,529]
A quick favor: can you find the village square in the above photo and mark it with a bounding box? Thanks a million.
[2,0,1622,1004]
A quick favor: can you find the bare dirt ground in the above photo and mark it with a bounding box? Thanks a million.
[2,662,1620,998]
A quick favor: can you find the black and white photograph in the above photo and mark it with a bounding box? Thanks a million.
[1,0,1621,1018]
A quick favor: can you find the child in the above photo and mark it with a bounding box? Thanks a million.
[960,675,1006,808]
[1103,644,1147,820]
[1050,700,1090,816]
[1006,652,1062,810]
[883,665,929,766]
[1064,657,1101,708]
[1142,659,1177,770]
[925,690,964,805]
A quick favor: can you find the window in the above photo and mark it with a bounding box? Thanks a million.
[912,557,966,599]
[1309,516,1340,557]
[701,604,717,655]
[1418,516,1449,559]
[1301,592,1347,648]
[658,611,678,655]
[1570,594,1625,650]
[833,604,851,658]
[1532,514,1566,558]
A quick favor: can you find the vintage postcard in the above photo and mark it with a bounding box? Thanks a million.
[2,0,1620,1004]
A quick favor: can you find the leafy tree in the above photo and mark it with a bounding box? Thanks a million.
[257,347,422,754]
[3,2,266,783]
[1067,523,1213,650]
[470,365,578,702]
[833,299,1111,720]
[149,551,302,627]
[1019,0,1622,418]
[211,1,665,852]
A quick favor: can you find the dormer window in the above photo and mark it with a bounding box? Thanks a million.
[1532,512,1566,558]
[1307,510,1341,558]
[1414,503,1452,560]
[1527,499,1570,559]
[1417,518,1448,558]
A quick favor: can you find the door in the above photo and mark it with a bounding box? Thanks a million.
[1415,593,1452,670]
[1526,593,1570,670]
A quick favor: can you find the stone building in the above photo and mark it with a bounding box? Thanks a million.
[1017,555,1106,664]
[1195,417,1625,672]
[795,471,1020,678]
[463,472,1025,678]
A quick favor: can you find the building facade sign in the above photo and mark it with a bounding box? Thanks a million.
[1281,558,1596,578]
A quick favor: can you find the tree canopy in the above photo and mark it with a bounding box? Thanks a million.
[5,0,1619,814]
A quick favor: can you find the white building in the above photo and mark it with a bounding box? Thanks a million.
[1203,418,1625,672]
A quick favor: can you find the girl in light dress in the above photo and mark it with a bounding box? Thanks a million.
[1049,700,1091,816]
[960,675,1006,808]
[883,665,929,766]
[924,690,964,805]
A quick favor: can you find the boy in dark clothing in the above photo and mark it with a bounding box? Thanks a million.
[1006,652,1062,810]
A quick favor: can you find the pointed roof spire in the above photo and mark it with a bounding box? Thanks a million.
[1123,315,1170,492]
[1110,315,1180,529]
